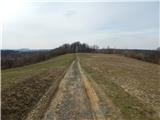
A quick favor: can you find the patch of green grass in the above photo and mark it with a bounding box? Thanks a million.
[2,54,75,89]
[2,54,75,120]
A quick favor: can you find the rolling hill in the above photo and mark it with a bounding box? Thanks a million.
[1,53,160,120]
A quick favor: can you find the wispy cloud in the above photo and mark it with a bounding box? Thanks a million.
[65,10,76,17]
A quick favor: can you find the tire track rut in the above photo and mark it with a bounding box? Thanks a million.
[42,59,115,120]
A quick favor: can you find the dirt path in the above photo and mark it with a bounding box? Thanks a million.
[42,59,118,120]
[42,60,93,120]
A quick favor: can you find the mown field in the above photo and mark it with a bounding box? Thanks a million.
[79,53,160,120]
[1,54,75,120]
[2,53,160,120]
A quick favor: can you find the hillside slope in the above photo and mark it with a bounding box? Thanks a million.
[1,54,75,120]
[79,53,160,120]
[1,53,159,120]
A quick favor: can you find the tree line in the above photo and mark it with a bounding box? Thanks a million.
[1,42,160,69]
[1,42,97,69]
[98,48,160,64]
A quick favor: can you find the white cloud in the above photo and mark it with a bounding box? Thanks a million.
[2,2,159,49]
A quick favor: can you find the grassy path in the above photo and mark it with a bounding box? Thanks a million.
[43,60,94,120]
[42,58,118,120]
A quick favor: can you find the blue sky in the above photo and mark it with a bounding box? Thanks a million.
[2,1,159,49]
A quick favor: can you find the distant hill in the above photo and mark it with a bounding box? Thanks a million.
[1,42,160,69]
[157,47,160,51]
[1,42,96,69]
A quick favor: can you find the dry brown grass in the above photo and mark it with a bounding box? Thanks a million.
[79,53,160,120]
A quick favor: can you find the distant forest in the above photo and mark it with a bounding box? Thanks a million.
[1,42,160,69]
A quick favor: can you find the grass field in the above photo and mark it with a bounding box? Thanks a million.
[79,53,160,120]
[1,54,75,120]
[2,54,75,89]
[1,53,160,120]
